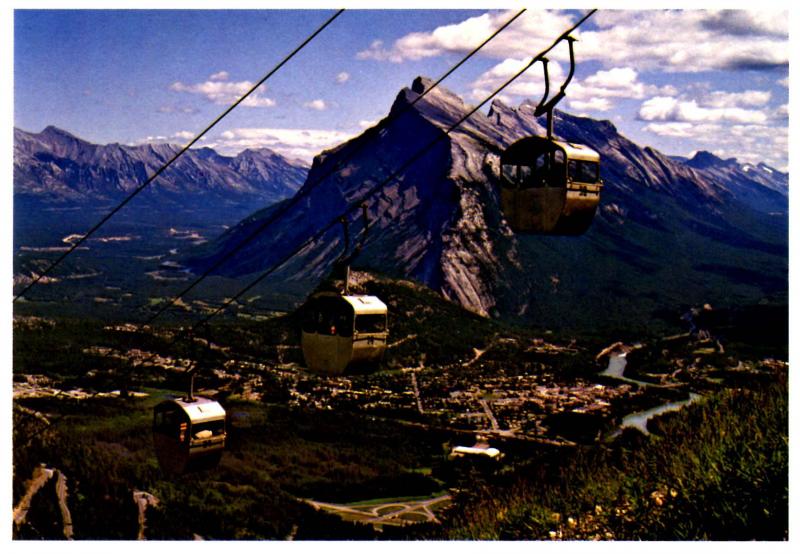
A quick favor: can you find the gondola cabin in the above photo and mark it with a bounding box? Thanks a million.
[301,293,388,374]
[500,136,602,235]
[153,396,226,474]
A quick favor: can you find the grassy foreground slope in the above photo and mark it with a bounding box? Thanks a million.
[429,373,788,540]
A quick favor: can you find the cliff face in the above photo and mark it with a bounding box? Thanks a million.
[188,77,787,325]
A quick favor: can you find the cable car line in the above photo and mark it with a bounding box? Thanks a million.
[127,9,597,473]
[73,4,526,412]
[13,8,345,303]
[141,8,527,327]
[173,9,599,331]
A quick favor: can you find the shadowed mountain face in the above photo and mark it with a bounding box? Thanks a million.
[185,76,787,329]
[14,126,308,208]
[13,127,311,313]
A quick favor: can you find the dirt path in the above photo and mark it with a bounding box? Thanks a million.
[14,465,73,539]
[387,334,418,349]
[13,465,54,528]
[410,371,424,414]
[55,470,74,539]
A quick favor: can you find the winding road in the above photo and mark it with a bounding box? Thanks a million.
[305,494,451,528]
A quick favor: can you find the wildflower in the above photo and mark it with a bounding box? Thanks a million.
[551,512,561,523]
[568,517,577,528]
[670,488,678,498]
[549,530,557,540]
[594,505,603,515]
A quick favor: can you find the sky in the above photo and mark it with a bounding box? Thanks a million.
[11,5,792,171]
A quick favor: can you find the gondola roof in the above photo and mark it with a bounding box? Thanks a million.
[159,397,226,424]
[502,136,600,164]
[340,295,387,315]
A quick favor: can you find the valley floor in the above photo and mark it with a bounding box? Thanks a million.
[11,293,788,539]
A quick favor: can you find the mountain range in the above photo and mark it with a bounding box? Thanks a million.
[13,126,308,209]
[183,76,787,330]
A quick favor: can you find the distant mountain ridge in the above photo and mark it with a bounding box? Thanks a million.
[186,76,787,329]
[13,126,308,207]
[679,150,788,197]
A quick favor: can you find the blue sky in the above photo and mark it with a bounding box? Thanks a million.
[13,6,790,170]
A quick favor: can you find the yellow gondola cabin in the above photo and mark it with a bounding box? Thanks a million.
[301,292,388,374]
[153,396,226,474]
[500,136,602,235]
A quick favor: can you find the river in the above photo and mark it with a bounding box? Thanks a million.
[600,353,652,387]
[602,353,702,437]
[612,393,703,437]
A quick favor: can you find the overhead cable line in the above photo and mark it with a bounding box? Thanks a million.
[109,8,598,389]
[13,8,345,302]
[142,8,527,326]
[60,8,530,389]
[181,9,598,331]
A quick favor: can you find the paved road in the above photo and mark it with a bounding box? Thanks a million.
[306,494,451,527]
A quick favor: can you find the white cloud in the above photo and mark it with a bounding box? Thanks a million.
[469,57,564,102]
[157,105,198,115]
[134,131,205,146]
[569,97,613,112]
[567,67,677,111]
[212,127,358,162]
[581,10,788,73]
[639,95,768,124]
[644,119,787,171]
[336,72,350,84]
[169,73,275,108]
[386,9,787,170]
[470,62,672,113]
[636,80,786,170]
[303,99,328,111]
[642,122,700,139]
[584,67,639,90]
[357,10,576,63]
[357,10,787,74]
[209,70,229,82]
[172,130,195,141]
[703,90,771,109]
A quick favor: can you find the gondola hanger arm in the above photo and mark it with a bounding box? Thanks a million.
[534,35,577,117]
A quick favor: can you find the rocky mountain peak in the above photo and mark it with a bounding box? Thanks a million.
[40,125,81,141]
[687,150,739,169]
[189,76,786,325]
